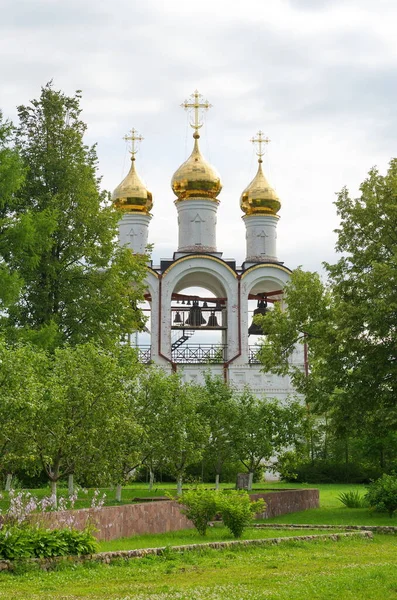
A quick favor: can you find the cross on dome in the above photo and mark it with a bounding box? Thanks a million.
[123,128,144,157]
[181,90,212,136]
[250,131,271,163]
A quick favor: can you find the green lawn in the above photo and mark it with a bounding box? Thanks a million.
[0,482,396,598]
[0,536,395,599]
[98,525,338,552]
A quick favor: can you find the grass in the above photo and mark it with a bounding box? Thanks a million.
[98,525,336,552]
[0,536,395,599]
[0,482,396,598]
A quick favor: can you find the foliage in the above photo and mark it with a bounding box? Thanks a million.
[135,370,209,494]
[30,343,142,491]
[217,491,265,538]
[337,490,367,508]
[278,458,382,484]
[199,374,237,486]
[256,160,397,444]
[4,82,147,350]
[229,390,305,483]
[365,474,397,517]
[0,526,98,559]
[0,113,25,315]
[177,489,219,536]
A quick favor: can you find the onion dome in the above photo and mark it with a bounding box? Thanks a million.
[240,159,280,216]
[171,132,222,201]
[112,156,153,214]
[240,131,281,216]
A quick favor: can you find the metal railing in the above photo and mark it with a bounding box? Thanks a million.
[137,346,152,364]
[172,344,227,364]
[248,346,261,364]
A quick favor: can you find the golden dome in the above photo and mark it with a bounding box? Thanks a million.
[171,133,222,201]
[112,156,153,214]
[240,159,281,216]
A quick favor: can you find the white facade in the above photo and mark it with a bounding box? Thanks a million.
[119,213,151,255]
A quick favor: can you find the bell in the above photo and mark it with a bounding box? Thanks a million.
[185,300,206,326]
[174,311,182,324]
[248,300,268,336]
[187,299,191,306]
[203,301,208,308]
[181,300,185,305]
[207,311,219,327]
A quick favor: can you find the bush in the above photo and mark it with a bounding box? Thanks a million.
[337,490,367,508]
[365,474,397,518]
[279,460,383,484]
[217,491,265,538]
[0,526,99,560]
[177,489,219,536]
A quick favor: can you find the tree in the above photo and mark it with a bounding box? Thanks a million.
[200,373,237,489]
[142,372,209,495]
[4,83,147,350]
[256,161,397,471]
[230,390,305,489]
[30,343,142,496]
[0,339,45,489]
[0,113,25,316]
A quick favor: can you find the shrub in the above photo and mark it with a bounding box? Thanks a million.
[177,489,219,536]
[217,491,265,538]
[365,474,397,518]
[0,526,99,560]
[337,490,367,508]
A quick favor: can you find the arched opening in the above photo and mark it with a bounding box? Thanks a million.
[247,280,283,364]
[171,273,228,364]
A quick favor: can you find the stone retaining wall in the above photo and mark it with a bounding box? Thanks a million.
[0,531,372,572]
[36,489,319,541]
[251,489,319,519]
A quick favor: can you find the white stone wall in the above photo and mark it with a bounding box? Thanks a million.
[175,199,219,253]
[243,214,279,262]
[119,213,151,254]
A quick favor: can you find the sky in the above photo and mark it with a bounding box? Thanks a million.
[1,0,396,273]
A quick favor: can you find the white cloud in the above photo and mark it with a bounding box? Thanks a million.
[1,0,396,273]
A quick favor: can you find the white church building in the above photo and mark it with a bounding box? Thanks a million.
[112,91,304,400]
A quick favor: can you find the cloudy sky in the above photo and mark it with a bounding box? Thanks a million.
[1,0,396,273]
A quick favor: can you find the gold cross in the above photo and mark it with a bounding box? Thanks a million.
[250,130,271,159]
[181,90,212,134]
[123,128,144,156]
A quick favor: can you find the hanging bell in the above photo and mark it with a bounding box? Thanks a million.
[248,299,268,336]
[203,301,208,308]
[185,300,206,326]
[174,311,182,324]
[181,299,185,305]
[207,311,219,327]
[187,299,191,306]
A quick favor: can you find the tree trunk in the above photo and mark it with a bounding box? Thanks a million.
[177,475,183,496]
[5,474,12,491]
[149,470,155,491]
[215,473,220,491]
[68,474,74,495]
[51,480,57,501]
[248,472,253,491]
[115,484,122,502]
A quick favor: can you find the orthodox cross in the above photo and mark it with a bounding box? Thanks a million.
[123,128,144,157]
[181,90,212,134]
[250,130,271,162]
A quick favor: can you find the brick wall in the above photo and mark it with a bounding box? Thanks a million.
[38,489,319,541]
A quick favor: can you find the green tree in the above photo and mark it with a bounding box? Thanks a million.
[200,373,236,489]
[5,83,147,350]
[144,372,209,495]
[0,340,45,488]
[0,113,25,314]
[31,343,142,496]
[257,160,397,447]
[230,390,305,489]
